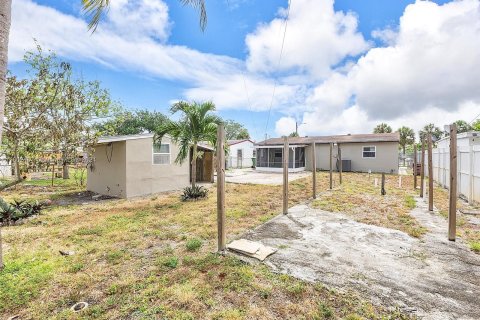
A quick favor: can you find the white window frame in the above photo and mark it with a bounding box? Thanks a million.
[362,146,376,159]
[152,142,171,165]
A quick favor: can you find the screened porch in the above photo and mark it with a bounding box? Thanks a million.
[256,146,306,172]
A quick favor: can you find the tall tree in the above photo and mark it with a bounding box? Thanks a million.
[157,101,221,188]
[96,109,167,136]
[419,123,443,142]
[453,120,472,133]
[224,120,250,140]
[397,126,415,165]
[373,123,392,134]
[473,119,480,132]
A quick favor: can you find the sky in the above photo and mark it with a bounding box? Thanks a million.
[7,0,480,141]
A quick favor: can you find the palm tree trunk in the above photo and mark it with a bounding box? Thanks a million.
[191,143,197,188]
[62,150,69,179]
[0,0,12,271]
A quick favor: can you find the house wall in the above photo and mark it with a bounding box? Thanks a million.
[125,136,190,198]
[305,142,399,173]
[227,141,255,168]
[87,141,127,198]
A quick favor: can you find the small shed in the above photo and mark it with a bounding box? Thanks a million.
[87,134,214,198]
[226,139,256,168]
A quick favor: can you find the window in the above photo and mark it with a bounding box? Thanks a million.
[153,142,170,164]
[362,146,376,158]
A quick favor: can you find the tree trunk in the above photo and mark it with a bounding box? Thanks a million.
[403,145,406,166]
[13,142,20,181]
[62,151,69,179]
[0,0,12,270]
[191,143,197,188]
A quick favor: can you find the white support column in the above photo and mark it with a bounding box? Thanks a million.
[470,145,474,204]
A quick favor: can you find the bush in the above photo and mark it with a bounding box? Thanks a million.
[181,185,208,201]
[0,198,44,225]
[186,238,202,252]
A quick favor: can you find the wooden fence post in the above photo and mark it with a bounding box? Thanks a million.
[469,145,474,205]
[428,134,434,211]
[413,144,418,190]
[283,137,289,214]
[338,143,342,184]
[312,142,316,199]
[449,124,457,241]
[329,142,333,189]
[420,140,425,198]
[381,173,386,195]
[216,123,226,252]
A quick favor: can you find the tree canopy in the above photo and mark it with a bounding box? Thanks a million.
[453,120,472,133]
[419,123,443,142]
[373,123,392,134]
[224,120,250,140]
[473,119,480,132]
[95,109,168,136]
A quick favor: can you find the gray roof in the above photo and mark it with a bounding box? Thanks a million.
[227,139,254,146]
[256,133,400,146]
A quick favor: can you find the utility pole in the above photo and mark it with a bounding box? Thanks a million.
[428,134,434,211]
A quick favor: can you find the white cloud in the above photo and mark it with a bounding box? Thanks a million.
[245,0,369,77]
[281,0,480,137]
[9,0,241,84]
[275,117,297,136]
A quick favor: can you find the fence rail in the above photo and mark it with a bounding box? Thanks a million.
[432,145,480,204]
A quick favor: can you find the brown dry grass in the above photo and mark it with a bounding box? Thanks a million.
[312,172,427,237]
[431,183,480,253]
[0,173,415,319]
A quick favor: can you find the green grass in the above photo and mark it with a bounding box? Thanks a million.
[470,242,480,252]
[0,173,416,319]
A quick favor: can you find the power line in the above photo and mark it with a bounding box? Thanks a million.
[469,110,480,125]
[264,0,292,137]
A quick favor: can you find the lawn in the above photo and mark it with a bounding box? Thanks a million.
[0,173,416,319]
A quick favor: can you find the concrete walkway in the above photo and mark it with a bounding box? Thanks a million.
[240,198,480,319]
[225,168,310,185]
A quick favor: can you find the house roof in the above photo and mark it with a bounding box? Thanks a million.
[256,133,400,146]
[96,133,154,144]
[227,139,254,146]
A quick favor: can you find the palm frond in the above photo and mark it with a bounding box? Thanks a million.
[180,0,207,31]
[82,0,110,32]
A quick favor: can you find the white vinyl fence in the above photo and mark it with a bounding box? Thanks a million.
[431,145,480,204]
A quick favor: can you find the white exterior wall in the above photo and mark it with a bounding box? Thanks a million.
[227,141,255,168]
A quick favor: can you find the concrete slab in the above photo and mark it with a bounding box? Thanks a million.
[239,199,480,320]
[225,168,310,185]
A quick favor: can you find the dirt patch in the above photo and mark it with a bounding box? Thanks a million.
[240,199,480,320]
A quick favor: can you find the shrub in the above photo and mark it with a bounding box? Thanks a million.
[0,198,44,225]
[186,238,202,252]
[181,185,208,201]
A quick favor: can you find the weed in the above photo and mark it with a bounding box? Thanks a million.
[470,242,480,252]
[186,238,202,251]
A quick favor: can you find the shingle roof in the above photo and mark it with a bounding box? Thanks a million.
[227,139,254,146]
[256,133,400,146]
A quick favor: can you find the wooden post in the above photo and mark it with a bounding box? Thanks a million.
[413,144,418,190]
[428,134,434,211]
[283,137,289,214]
[448,124,457,241]
[381,173,386,195]
[338,143,342,184]
[216,123,226,252]
[312,142,316,199]
[329,142,333,189]
[420,140,425,198]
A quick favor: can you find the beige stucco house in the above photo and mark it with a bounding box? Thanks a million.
[87,134,214,198]
[255,133,400,174]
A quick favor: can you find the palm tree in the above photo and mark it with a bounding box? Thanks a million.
[373,123,392,134]
[157,101,221,188]
[0,0,12,271]
[82,0,207,31]
[397,126,415,166]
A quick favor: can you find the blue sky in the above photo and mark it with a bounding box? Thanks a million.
[8,0,478,140]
